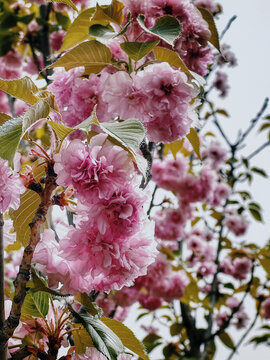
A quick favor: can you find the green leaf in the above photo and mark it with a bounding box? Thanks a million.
[0,113,11,125]
[0,77,39,105]
[46,0,78,12]
[163,139,185,159]
[248,203,263,222]
[75,293,102,317]
[251,167,268,177]
[153,47,191,74]
[197,7,220,51]
[89,24,116,40]
[94,117,148,179]
[170,323,183,336]
[249,333,270,347]
[0,31,17,56]
[21,291,49,320]
[120,40,159,61]
[216,109,229,117]
[55,12,71,31]
[69,307,125,360]
[137,15,181,46]
[47,120,74,141]
[0,116,22,167]
[50,40,112,75]
[101,317,150,360]
[31,269,69,297]
[60,8,95,51]
[218,332,234,349]
[259,123,270,132]
[186,128,201,160]
[22,100,51,133]
[9,162,46,246]
[91,0,125,26]
[70,323,94,354]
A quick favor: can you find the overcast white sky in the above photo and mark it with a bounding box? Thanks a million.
[124,1,270,359]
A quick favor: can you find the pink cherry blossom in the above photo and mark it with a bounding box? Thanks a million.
[232,257,252,280]
[50,30,66,51]
[54,134,134,202]
[261,298,270,319]
[72,347,133,360]
[138,63,199,143]
[0,158,24,213]
[213,71,230,97]
[225,214,248,236]
[154,207,185,240]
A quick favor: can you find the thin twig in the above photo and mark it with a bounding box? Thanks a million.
[220,16,237,40]
[226,301,262,360]
[147,184,158,216]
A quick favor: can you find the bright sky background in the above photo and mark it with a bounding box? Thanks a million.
[123,1,270,359]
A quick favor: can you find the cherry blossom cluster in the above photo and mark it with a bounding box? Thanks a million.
[33,134,157,294]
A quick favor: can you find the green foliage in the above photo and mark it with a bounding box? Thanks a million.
[69,307,125,360]
[0,77,39,105]
[75,293,103,317]
[137,15,181,46]
[89,24,116,40]
[142,333,162,354]
[21,290,49,320]
[9,162,46,246]
[197,7,220,51]
[0,116,22,167]
[120,40,159,61]
[218,332,235,349]
[101,317,150,360]
[46,0,78,12]
[186,128,202,160]
[49,40,112,75]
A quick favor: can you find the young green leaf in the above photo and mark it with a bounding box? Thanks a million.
[0,113,11,125]
[89,24,116,40]
[137,15,181,46]
[46,0,78,12]
[218,332,235,349]
[70,323,94,354]
[22,100,50,133]
[91,0,125,26]
[0,77,39,105]
[47,120,74,142]
[153,47,191,75]
[186,128,201,160]
[49,40,112,75]
[60,8,95,52]
[69,307,125,360]
[9,162,46,246]
[197,7,220,51]
[0,116,22,167]
[21,291,49,320]
[101,317,150,360]
[120,40,159,61]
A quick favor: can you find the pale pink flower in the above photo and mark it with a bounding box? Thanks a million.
[102,70,144,121]
[95,294,115,317]
[203,141,228,169]
[213,71,229,97]
[59,221,157,292]
[0,91,9,113]
[114,306,130,322]
[72,347,133,360]
[261,298,270,319]
[232,257,252,280]
[139,294,162,310]
[154,207,185,240]
[138,63,199,143]
[216,312,229,327]
[217,44,237,67]
[211,182,231,207]
[114,287,140,307]
[193,0,220,15]
[50,30,66,51]
[54,134,134,202]
[0,158,24,213]
[198,262,216,276]
[0,50,22,79]
[225,214,248,236]
[152,154,188,191]
[234,310,248,329]
[226,297,239,310]
[77,182,146,237]
[48,68,108,127]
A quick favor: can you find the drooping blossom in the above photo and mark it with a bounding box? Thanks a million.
[210,182,231,207]
[225,214,248,236]
[152,154,188,191]
[213,71,229,97]
[0,158,24,213]
[216,44,237,67]
[154,207,185,240]
[202,140,228,169]
[54,134,134,202]
[0,50,22,79]
[193,0,220,15]
[137,63,200,143]
[50,30,66,51]
[48,68,108,127]
[76,182,146,237]
[261,298,270,319]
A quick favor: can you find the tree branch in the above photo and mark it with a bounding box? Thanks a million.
[226,300,262,360]
[0,161,57,353]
